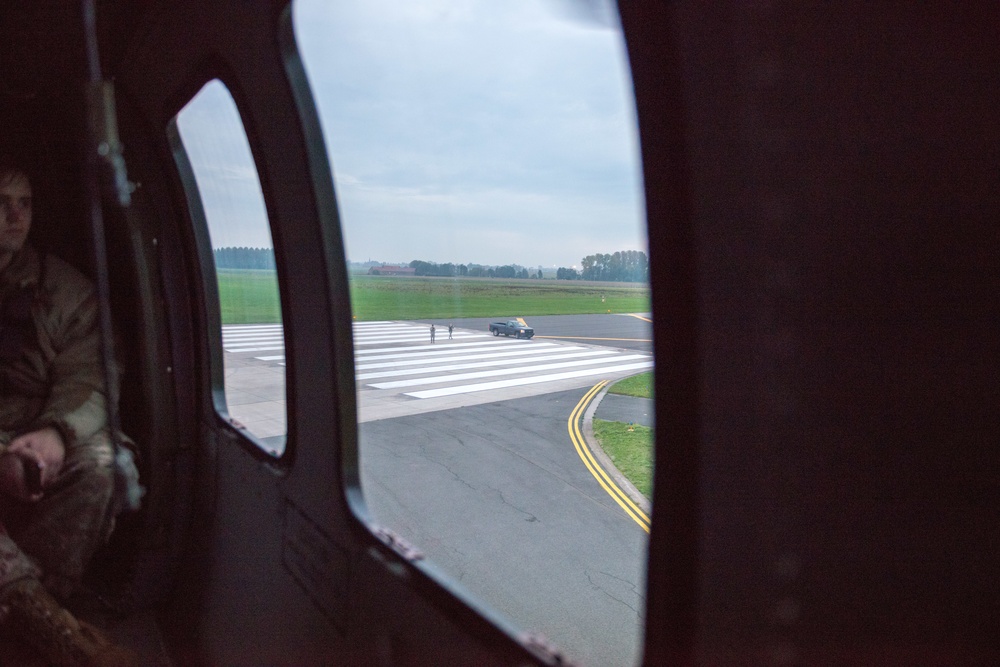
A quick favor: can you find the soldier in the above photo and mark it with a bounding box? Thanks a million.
[0,157,139,666]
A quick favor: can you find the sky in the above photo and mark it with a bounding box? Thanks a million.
[178,0,646,270]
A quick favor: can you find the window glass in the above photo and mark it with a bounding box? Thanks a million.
[293,2,652,664]
[175,79,287,456]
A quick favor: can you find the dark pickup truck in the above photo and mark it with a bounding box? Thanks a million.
[489,319,534,339]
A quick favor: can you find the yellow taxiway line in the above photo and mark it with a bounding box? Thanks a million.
[568,381,651,533]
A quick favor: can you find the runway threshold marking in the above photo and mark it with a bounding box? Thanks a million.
[535,336,652,343]
[569,381,651,533]
[404,361,651,399]
[370,354,648,389]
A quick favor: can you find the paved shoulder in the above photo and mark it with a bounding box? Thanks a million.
[594,394,655,428]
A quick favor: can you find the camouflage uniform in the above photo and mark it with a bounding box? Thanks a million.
[0,244,124,600]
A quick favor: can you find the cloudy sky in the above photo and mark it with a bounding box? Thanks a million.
[180,0,646,270]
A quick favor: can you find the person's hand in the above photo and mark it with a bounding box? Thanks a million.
[0,427,66,501]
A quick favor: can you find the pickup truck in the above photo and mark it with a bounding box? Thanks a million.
[489,320,534,339]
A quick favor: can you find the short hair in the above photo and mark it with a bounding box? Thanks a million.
[0,154,32,185]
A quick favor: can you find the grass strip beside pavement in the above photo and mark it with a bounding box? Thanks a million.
[217,269,283,325]
[349,276,650,320]
[215,269,650,324]
[592,418,653,499]
[606,371,653,399]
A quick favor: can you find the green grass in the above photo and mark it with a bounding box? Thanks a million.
[607,371,654,399]
[216,270,650,324]
[217,269,282,325]
[592,418,653,499]
[349,276,649,320]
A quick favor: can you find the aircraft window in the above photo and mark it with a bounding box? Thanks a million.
[293,2,650,664]
[174,80,287,456]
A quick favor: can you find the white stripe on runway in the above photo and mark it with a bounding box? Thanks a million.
[222,325,283,331]
[224,339,285,348]
[223,338,284,345]
[222,330,285,340]
[254,343,584,366]
[225,343,286,351]
[222,324,653,404]
[356,342,560,362]
[404,361,654,399]
[354,340,532,356]
[222,328,285,340]
[352,322,422,328]
[248,336,531,362]
[352,324,418,331]
[352,329,422,336]
[369,354,648,389]
[356,346,579,371]
[356,349,614,380]
[222,333,285,341]
[353,332,485,344]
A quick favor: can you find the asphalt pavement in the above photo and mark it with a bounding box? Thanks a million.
[220,313,655,665]
[594,393,654,429]
[359,389,648,667]
[419,313,653,353]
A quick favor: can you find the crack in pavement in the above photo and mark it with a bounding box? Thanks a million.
[486,484,540,523]
[585,569,641,615]
[597,568,646,603]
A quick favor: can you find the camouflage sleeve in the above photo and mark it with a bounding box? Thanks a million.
[33,286,110,449]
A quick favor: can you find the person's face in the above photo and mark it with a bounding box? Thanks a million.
[0,171,33,256]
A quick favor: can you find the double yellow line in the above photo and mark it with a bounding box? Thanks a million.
[568,381,651,533]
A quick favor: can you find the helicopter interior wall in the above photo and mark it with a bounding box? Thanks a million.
[4,0,997,664]
[103,1,552,664]
[0,2,362,659]
[0,110,89,277]
[0,83,173,603]
[625,2,1000,662]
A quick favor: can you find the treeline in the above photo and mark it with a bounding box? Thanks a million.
[214,247,276,270]
[389,250,649,282]
[409,260,543,279]
[557,250,648,282]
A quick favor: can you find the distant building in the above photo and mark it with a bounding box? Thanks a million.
[368,265,416,276]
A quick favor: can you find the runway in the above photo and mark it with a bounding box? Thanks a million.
[221,316,654,427]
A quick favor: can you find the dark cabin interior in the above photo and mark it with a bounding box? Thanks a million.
[0,1,187,650]
[1,1,998,664]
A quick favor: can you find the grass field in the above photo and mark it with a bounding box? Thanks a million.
[216,270,650,324]
[217,269,283,325]
[593,418,653,499]
[606,371,653,399]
